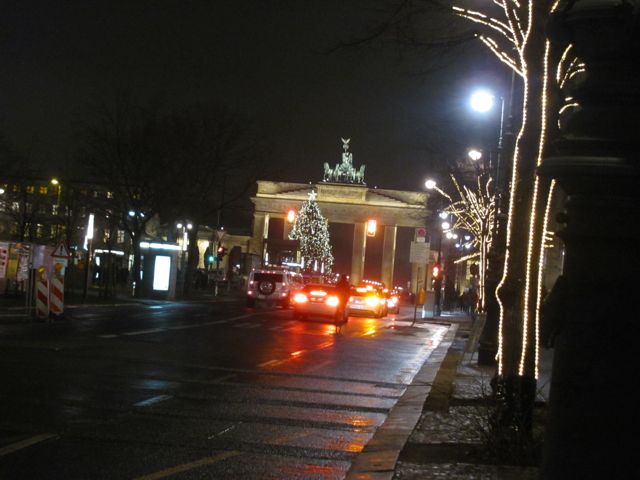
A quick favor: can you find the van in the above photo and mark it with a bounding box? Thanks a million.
[246,269,304,308]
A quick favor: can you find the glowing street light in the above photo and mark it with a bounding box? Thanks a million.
[425,179,437,190]
[468,149,483,161]
[366,219,377,237]
[287,209,296,223]
[470,89,495,113]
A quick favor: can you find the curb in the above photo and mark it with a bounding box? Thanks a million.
[346,320,461,480]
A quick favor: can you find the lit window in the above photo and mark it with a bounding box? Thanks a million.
[117,230,125,243]
[13,185,19,192]
[93,191,98,198]
[106,191,114,199]
[52,204,59,215]
[26,186,35,193]
[11,201,19,211]
[39,186,48,194]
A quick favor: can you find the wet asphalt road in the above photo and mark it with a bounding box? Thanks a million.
[0,300,449,479]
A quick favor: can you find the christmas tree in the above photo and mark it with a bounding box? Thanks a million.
[289,191,334,273]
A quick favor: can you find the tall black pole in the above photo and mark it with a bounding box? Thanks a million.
[477,69,516,365]
[540,6,640,478]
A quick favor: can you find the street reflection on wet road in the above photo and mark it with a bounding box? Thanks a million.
[0,302,449,479]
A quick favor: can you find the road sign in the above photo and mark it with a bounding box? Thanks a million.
[215,229,226,242]
[415,227,427,243]
[409,241,430,264]
[51,241,70,259]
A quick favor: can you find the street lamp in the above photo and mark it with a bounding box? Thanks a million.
[176,221,193,295]
[470,87,507,213]
[50,178,62,239]
[468,149,483,162]
[469,77,516,366]
[83,213,95,299]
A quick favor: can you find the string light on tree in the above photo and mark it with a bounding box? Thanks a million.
[452,0,588,383]
[288,191,334,274]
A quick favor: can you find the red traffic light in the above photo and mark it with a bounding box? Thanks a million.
[432,264,441,278]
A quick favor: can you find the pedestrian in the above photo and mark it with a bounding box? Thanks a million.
[335,274,351,323]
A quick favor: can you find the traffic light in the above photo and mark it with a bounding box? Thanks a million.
[216,244,227,261]
[432,264,441,279]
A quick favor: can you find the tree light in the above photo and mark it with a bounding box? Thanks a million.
[441,221,450,230]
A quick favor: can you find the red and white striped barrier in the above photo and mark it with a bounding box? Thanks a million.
[36,276,50,320]
[50,273,64,317]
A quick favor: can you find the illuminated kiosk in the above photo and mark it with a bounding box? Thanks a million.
[139,241,180,300]
[250,139,430,291]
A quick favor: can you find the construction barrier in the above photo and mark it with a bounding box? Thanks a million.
[50,262,65,317]
[35,267,50,320]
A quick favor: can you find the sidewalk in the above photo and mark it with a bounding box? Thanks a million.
[347,311,546,480]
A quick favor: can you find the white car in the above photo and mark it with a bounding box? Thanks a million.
[246,269,304,308]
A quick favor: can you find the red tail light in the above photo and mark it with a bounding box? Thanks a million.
[326,295,339,307]
[293,293,308,303]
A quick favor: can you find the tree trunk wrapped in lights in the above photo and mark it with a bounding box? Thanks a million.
[289,191,334,274]
[451,0,576,432]
[430,174,495,311]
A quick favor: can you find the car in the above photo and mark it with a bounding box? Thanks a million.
[384,289,401,314]
[347,284,387,318]
[291,283,348,324]
[246,269,304,308]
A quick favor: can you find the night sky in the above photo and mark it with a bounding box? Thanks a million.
[1,1,505,191]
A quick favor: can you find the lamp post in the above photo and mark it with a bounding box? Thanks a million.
[470,78,515,365]
[176,221,192,295]
[50,178,62,240]
[425,179,448,316]
[82,213,94,299]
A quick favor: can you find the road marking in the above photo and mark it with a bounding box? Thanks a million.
[98,334,119,339]
[235,322,260,329]
[305,360,333,373]
[134,394,172,407]
[203,319,229,326]
[96,312,268,339]
[257,359,281,368]
[133,451,241,480]
[0,433,59,457]
[166,324,198,330]
[208,424,237,439]
[213,373,236,383]
[123,328,165,336]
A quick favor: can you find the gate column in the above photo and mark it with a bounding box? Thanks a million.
[350,222,367,285]
[250,212,269,258]
[381,225,397,288]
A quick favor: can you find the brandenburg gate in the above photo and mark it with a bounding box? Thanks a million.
[249,139,430,290]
